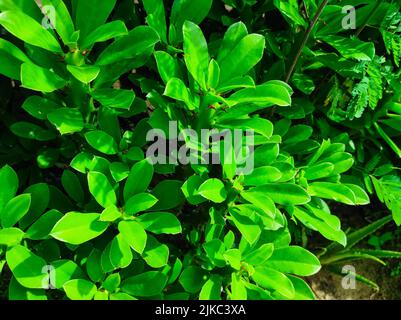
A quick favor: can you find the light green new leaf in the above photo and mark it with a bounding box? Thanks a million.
[0,228,24,247]
[67,65,100,84]
[164,78,196,110]
[109,234,133,269]
[125,193,158,215]
[50,212,108,245]
[118,220,147,254]
[88,171,117,208]
[198,179,227,203]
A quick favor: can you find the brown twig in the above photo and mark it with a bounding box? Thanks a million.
[284,0,330,83]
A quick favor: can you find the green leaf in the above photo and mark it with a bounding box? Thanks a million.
[26,209,63,240]
[50,212,108,245]
[67,65,100,84]
[320,35,375,61]
[226,82,292,107]
[85,130,119,155]
[86,249,104,283]
[291,206,346,246]
[88,171,117,208]
[81,20,128,49]
[18,183,49,229]
[244,243,274,266]
[243,166,282,186]
[181,175,205,205]
[21,63,66,92]
[137,212,182,235]
[61,171,84,204]
[154,51,180,84]
[240,191,276,217]
[6,245,48,289]
[8,276,47,300]
[264,246,321,276]
[91,88,135,110]
[1,194,31,228]
[170,0,212,42]
[230,273,247,300]
[96,26,159,66]
[0,228,24,247]
[22,96,59,120]
[218,34,265,83]
[207,59,220,89]
[151,180,184,210]
[118,220,147,254]
[75,0,117,41]
[252,266,295,299]
[228,207,261,246]
[52,260,86,289]
[0,10,62,53]
[164,78,196,110]
[121,271,167,297]
[198,178,227,203]
[199,275,222,300]
[40,0,75,45]
[143,0,167,43]
[179,266,208,294]
[109,234,133,269]
[308,182,356,205]
[0,165,18,211]
[248,183,310,206]
[142,235,169,268]
[101,273,120,293]
[100,205,122,222]
[0,38,30,79]
[63,279,97,300]
[124,159,154,201]
[47,108,84,135]
[183,21,209,90]
[304,162,335,180]
[10,122,56,141]
[125,193,158,215]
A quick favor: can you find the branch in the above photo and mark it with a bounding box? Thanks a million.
[284,0,329,83]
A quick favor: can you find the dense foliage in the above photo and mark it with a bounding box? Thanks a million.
[0,0,400,300]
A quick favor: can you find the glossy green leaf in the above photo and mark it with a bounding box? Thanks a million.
[50,212,108,245]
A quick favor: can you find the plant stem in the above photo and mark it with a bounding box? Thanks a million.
[284,0,329,83]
